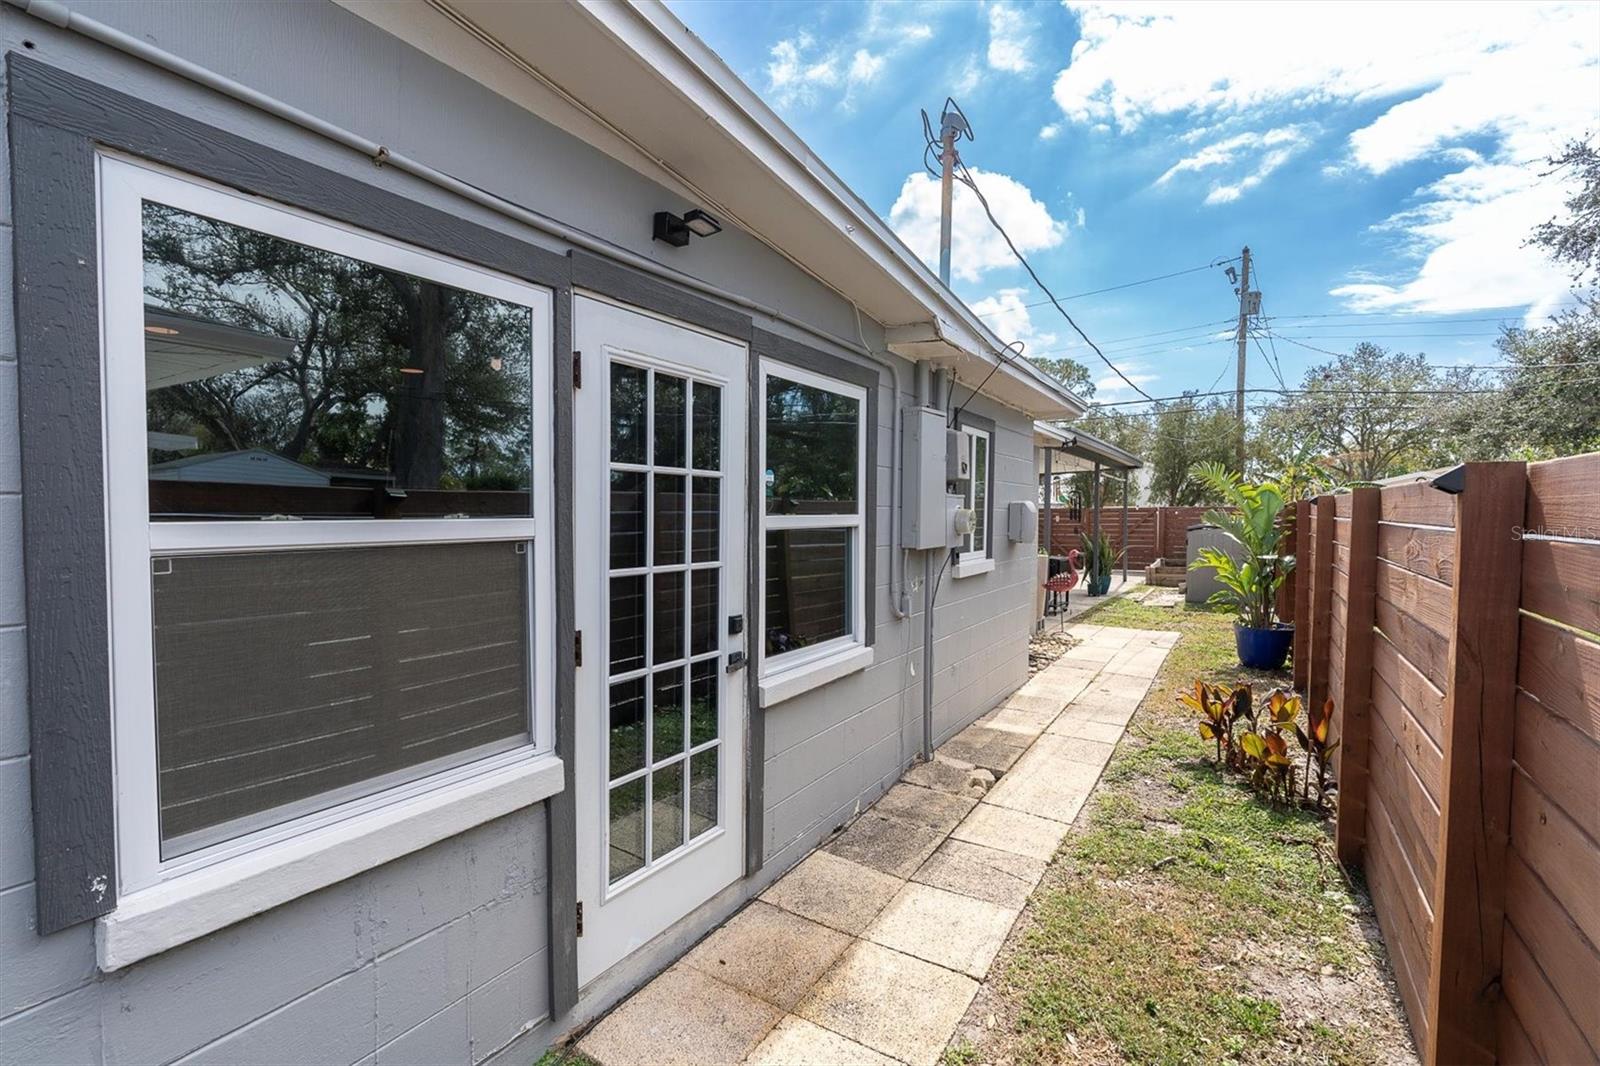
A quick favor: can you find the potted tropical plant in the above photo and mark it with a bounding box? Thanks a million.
[1078,529,1120,596]
[1189,462,1296,669]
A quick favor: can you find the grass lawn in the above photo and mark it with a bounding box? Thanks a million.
[951,597,1415,1066]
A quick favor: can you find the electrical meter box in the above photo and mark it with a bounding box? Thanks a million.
[1007,500,1038,544]
[901,406,952,549]
[945,429,970,484]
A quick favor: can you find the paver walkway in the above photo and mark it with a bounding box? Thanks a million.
[577,623,1179,1066]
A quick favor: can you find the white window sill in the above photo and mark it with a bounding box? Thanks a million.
[759,644,874,707]
[96,753,564,971]
[953,556,996,579]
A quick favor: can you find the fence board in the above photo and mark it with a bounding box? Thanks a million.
[1510,769,1600,950]
[1520,538,1600,640]
[1513,691,1600,844]
[1500,924,1596,1066]
[1376,590,1451,693]
[1503,849,1600,1055]
[1377,522,1456,585]
[1516,615,1600,745]
[1372,630,1445,743]
[1370,660,1444,799]
[1495,1004,1540,1066]
[1381,480,1455,527]
[1525,452,1600,534]
[1367,788,1435,1041]
[1375,559,1454,641]
[1368,711,1440,882]
[1309,496,1336,713]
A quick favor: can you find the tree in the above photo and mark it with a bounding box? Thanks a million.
[1531,136,1600,285]
[1258,343,1466,483]
[1144,396,1237,505]
[1029,356,1095,400]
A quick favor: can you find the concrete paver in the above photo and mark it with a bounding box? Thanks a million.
[794,941,978,1066]
[745,1016,900,1066]
[578,623,1175,1066]
[865,881,1020,978]
[948,803,1067,862]
[683,901,853,1011]
[578,964,782,1066]
[871,782,977,834]
[912,837,1046,909]
[823,810,945,879]
[759,850,903,937]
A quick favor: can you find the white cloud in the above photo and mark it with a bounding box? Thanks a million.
[987,4,1035,73]
[969,287,1059,352]
[1156,125,1312,204]
[763,4,943,110]
[1039,123,1062,141]
[1092,363,1159,401]
[888,167,1070,283]
[1051,2,1600,313]
[765,34,887,110]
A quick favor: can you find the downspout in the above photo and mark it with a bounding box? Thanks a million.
[0,0,882,374]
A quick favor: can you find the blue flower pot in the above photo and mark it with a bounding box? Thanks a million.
[1235,623,1294,671]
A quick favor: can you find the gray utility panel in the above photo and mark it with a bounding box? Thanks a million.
[1185,523,1248,605]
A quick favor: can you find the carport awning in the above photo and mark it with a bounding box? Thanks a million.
[1034,422,1141,476]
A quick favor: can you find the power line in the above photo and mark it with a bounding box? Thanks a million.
[1088,375,1600,408]
[972,261,1239,320]
[954,160,1156,401]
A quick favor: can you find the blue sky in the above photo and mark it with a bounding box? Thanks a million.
[668,1,1600,406]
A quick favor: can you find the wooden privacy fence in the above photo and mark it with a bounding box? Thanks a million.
[1294,456,1599,1066]
[1042,505,1215,566]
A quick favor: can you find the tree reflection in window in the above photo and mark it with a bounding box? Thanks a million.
[142,202,532,518]
[764,378,858,516]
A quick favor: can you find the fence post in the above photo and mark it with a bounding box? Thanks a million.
[1334,486,1378,865]
[1423,462,1526,1066]
[1307,495,1335,713]
[1293,499,1311,693]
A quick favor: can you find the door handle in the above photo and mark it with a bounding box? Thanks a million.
[726,650,746,673]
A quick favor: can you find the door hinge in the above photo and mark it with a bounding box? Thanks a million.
[575,900,584,937]
[574,630,583,668]
[573,349,582,389]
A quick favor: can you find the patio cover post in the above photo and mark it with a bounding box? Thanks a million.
[1043,447,1053,556]
[1121,472,1129,581]
[1091,460,1101,549]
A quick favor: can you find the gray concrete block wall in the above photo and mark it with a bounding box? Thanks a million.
[0,810,551,1066]
[760,389,1036,863]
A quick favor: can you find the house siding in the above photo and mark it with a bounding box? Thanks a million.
[0,3,1044,1062]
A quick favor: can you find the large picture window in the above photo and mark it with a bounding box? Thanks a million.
[99,156,555,890]
[760,364,867,678]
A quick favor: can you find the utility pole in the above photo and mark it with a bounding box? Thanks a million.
[1234,245,1255,472]
[937,115,959,286]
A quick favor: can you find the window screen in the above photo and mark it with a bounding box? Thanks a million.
[152,541,531,855]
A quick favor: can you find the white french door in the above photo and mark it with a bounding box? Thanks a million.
[573,295,748,986]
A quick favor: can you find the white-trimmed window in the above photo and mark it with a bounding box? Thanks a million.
[758,363,868,696]
[97,155,558,905]
[958,427,991,565]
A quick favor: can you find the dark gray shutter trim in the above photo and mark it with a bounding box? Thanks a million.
[9,110,119,933]
[951,410,998,560]
[570,252,754,344]
[750,329,880,646]
[546,269,579,1017]
[6,57,571,294]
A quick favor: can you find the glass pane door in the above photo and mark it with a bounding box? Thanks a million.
[605,360,724,886]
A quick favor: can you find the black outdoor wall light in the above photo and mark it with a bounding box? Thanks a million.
[653,208,723,247]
